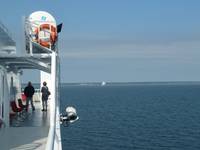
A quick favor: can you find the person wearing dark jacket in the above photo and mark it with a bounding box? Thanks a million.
[24,81,35,111]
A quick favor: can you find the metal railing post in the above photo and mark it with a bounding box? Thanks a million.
[45,51,57,150]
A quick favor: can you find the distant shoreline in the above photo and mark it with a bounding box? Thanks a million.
[23,81,200,84]
[22,81,200,87]
[62,81,200,86]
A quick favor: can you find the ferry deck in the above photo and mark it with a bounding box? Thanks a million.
[0,11,63,150]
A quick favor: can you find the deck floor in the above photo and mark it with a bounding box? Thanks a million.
[0,101,50,150]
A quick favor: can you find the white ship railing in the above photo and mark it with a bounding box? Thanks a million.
[45,52,62,150]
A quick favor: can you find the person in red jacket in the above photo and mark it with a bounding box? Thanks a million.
[24,81,35,111]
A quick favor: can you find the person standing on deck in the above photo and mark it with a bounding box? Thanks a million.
[24,81,35,111]
[41,81,50,111]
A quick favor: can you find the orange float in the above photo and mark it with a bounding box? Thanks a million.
[34,24,57,48]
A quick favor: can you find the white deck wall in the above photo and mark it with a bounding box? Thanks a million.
[0,69,3,121]
[0,67,11,127]
[4,72,10,127]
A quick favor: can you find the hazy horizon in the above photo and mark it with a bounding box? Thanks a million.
[1,1,200,83]
[22,81,200,85]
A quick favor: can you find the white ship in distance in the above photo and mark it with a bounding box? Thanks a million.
[101,81,106,86]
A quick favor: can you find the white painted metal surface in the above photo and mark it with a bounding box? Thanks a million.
[45,52,56,150]
[28,11,56,26]
[45,51,62,150]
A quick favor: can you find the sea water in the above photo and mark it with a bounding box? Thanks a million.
[60,83,200,150]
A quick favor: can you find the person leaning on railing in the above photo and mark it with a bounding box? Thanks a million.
[41,81,50,111]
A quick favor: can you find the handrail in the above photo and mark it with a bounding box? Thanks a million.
[45,51,60,150]
[45,125,55,150]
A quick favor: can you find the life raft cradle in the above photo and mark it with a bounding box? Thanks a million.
[34,24,57,48]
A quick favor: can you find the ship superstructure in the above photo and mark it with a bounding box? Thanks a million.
[0,11,62,150]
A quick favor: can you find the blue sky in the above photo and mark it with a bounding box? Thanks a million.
[1,0,200,82]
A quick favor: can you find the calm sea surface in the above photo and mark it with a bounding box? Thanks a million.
[60,83,200,150]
